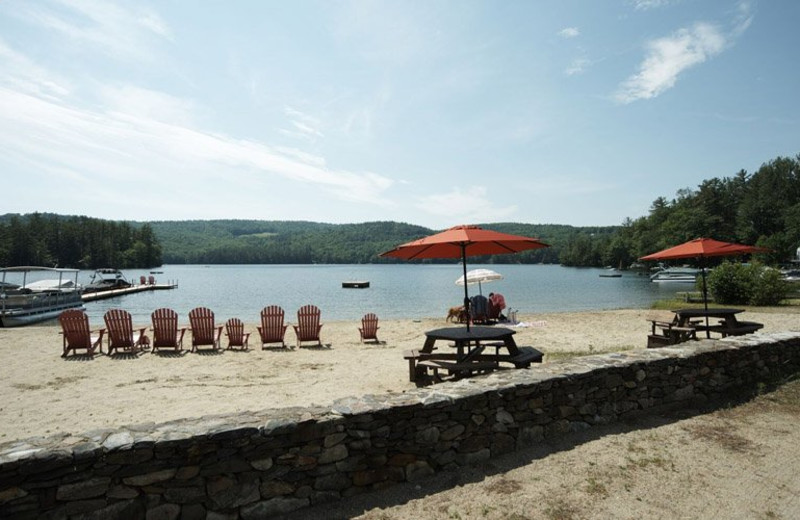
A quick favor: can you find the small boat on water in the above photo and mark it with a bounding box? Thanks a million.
[599,268,622,278]
[0,266,85,327]
[649,267,700,283]
[82,268,132,293]
[342,281,370,288]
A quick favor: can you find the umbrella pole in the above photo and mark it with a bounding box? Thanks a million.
[461,246,470,332]
[701,258,710,339]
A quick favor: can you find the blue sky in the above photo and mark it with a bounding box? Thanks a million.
[1,0,798,229]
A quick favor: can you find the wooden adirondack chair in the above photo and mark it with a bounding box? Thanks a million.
[258,305,288,349]
[59,309,105,358]
[225,317,250,350]
[150,308,186,353]
[293,304,323,348]
[188,307,223,352]
[104,309,149,355]
[359,313,380,343]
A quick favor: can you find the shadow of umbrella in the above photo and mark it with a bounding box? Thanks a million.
[380,225,549,330]
[640,237,769,337]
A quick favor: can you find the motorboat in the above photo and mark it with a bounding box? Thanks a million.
[649,267,701,283]
[0,266,85,327]
[83,268,132,293]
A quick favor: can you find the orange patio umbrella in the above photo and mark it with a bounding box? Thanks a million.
[639,237,769,336]
[380,225,550,330]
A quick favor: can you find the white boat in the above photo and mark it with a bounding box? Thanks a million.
[83,268,132,293]
[649,267,701,283]
[0,266,85,327]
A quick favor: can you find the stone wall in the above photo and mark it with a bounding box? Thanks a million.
[2,333,799,519]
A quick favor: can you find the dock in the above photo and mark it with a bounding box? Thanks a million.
[82,282,178,302]
[342,281,370,289]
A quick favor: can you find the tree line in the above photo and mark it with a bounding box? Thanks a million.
[2,153,798,268]
[560,154,800,267]
[0,213,162,269]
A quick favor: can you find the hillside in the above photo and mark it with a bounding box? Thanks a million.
[145,220,619,265]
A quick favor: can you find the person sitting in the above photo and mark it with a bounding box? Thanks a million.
[489,292,507,321]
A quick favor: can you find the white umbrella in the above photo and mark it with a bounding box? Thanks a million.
[455,268,503,295]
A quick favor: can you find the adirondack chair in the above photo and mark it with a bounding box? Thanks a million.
[359,313,380,343]
[258,305,288,349]
[469,294,490,324]
[104,309,149,355]
[188,307,223,352]
[293,304,323,348]
[59,309,105,358]
[150,308,186,353]
[225,317,250,350]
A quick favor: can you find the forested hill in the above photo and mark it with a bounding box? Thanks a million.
[146,220,617,265]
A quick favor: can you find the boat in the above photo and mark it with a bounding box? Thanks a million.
[0,266,85,327]
[82,268,132,293]
[599,267,622,278]
[649,267,701,283]
[342,281,370,288]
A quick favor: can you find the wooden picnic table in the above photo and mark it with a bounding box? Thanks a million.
[405,326,542,383]
[671,308,763,338]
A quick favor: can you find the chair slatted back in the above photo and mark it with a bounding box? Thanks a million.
[189,307,220,349]
[59,309,103,357]
[259,306,287,345]
[151,308,182,349]
[104,309,135,350]
[226,317,247,347]
[295,305,321,341]
[60,309,92,350]
[360,313,379,341]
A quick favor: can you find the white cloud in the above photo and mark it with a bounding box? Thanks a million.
[565,58,590,76]
[18,0,171,60]
[615,23,726,103]
[415,187,517,223]
[631,0,675,10]
[732,0,754,37]
[281,106,325,141]
[0,38,71,100]
[559,27,580,39]
[0,87,395,208]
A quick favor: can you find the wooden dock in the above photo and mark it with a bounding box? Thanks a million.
[82,282,178,302]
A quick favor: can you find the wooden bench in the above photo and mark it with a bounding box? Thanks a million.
[508,346,544,367]
[714,321,764,338]
[416,359,498,381]
[647,320,697,348]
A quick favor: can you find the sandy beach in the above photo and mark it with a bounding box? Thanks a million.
[2,308,800,518]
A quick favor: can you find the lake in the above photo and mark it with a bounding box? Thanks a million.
[79,264,693,324]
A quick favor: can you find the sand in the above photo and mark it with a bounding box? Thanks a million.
[2,308,800,518]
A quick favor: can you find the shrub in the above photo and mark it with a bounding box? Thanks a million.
[707,262,750,304]
[748,264,788,306]
[708,261,788,306]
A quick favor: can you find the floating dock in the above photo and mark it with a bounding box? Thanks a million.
[342,281,370,289]
[82,282,178,302]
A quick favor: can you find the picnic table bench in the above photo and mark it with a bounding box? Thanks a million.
[404,340,543,383]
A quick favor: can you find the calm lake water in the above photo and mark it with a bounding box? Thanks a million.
[79,264,693,325]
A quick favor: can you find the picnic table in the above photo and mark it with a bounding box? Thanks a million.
[404,326,543,383]
[648,308,764,347]
[671,308,763,338]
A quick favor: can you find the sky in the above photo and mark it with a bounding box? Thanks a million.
[1,0,798,230]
